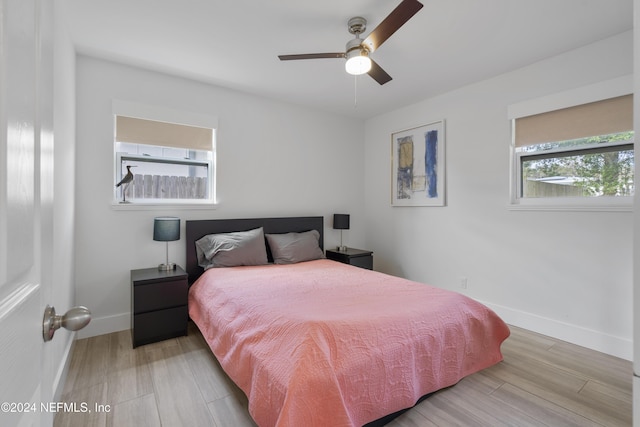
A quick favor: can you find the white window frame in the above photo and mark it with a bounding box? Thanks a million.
[111,100,218,209]
[508,76,633,212]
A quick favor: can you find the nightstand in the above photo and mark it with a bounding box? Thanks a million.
[131,266,188,348]
[326,248,373,270]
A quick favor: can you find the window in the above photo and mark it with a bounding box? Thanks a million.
[518,134,633,198]
[114,114,216,204]
[510,89,633,208]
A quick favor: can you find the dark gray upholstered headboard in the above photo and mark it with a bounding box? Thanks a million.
[185,216,324,284]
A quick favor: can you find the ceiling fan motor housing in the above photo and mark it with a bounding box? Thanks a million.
[345,37,369,57]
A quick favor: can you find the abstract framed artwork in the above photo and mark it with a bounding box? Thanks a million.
[391,120,446,206]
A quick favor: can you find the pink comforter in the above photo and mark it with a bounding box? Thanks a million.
[189,259,509,427]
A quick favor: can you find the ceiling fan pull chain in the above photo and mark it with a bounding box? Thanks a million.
[354,74,358,108]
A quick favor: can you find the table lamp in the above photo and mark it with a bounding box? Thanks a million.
[333,214,350,252]
[153,217,180,270]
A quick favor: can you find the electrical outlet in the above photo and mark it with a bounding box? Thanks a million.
[460,277,468,289]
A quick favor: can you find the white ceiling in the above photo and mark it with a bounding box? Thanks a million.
[62,0,633,119]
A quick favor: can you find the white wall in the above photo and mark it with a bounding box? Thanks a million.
[75,56,366,337]
[364,31,634,360]
[51,1,77,401]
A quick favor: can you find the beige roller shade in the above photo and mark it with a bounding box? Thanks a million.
[116,115,213,151]
[514,94,633,147]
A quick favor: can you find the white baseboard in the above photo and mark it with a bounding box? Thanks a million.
[53,335,75,402]
[76,312,130,339]
[483,301,632,361]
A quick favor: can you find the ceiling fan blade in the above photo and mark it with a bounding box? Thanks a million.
[368,59,392,85]
[278,53,345,61]
[363,0,424,53]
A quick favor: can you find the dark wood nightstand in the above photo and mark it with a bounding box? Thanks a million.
[131,266,188,348]
[326,248,373,270]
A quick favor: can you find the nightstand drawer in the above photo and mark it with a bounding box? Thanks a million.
[326,248,373,270]
[133,279,188,314]
[349,255,373,270]
[132,305,188,347]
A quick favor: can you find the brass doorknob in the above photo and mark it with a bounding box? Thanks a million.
[43,305,91,342]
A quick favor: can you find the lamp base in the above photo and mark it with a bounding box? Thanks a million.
[158,263,176,271]
[337,246,347,252]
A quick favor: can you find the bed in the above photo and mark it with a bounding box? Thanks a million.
[186,216,510,427]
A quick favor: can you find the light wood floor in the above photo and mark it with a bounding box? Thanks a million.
[54,323,632,427]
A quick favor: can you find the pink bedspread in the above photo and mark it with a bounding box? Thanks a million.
[189,259,509,427]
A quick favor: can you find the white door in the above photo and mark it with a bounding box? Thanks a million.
[0,0,54,425]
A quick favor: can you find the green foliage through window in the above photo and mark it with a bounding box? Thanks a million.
[519,132,634,198]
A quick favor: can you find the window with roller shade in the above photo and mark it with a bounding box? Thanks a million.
[513,94,633,202]
[114,115,215,203]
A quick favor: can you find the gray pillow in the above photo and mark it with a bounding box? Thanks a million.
[195,227,268,269]
[265,230,324,265]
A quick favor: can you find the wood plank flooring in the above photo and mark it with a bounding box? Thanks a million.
[54,323,632,427]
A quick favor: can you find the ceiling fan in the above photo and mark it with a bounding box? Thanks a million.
[278,0,424,85]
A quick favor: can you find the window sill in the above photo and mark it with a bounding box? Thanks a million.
[507,197,633,212]
[111,201,219,211]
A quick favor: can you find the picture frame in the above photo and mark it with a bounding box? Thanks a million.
[391,120,446,206]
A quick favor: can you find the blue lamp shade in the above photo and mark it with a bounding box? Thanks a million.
[153,217,180,242]
[333,214,350,230]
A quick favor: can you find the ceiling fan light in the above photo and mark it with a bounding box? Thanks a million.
[345,49,371,75]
